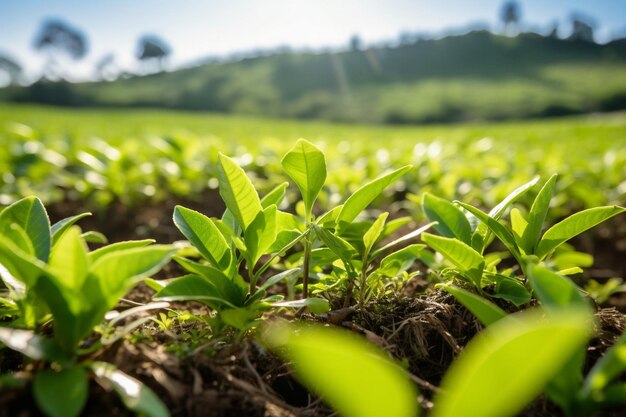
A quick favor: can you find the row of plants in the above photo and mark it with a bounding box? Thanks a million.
[1,139,625,417]
[2,114,625,222]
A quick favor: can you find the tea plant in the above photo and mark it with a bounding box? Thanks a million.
[421,175,625,307]
[152,139,428,333]
[0,197,174,417]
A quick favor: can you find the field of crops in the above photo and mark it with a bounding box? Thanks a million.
[1,104,626,417]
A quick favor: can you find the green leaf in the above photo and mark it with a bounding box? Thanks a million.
[263,323,418,417]
[88,239,154,263]
[90,245,175,309]
[421,232,484,288]
[90,362,170,417]
[3,223,34,255]
[155,274,238,309]
[527,264,589,310]
[173,205,231,270]
[313,225,356,270]
[217,153,262,230]
[0,327,65,362]
[281,139,327,221]
[81,230,108,243]
[34,367,88,417]
[457,203,522,261]
[510,208,528,244]
[173,257,247,303]
[438,284,507,326]
[261,181,289,208]
[492,275,531,306]
[487,177,540,219]
[0,196,51,262]
[221,307,261,329]
[378,244,425,277]
[244,205,278,265]
[363,212,388,260]
[582,332,626,396]
[50,212,91,246]
[255,268,301,295]
[337,165,412,232]
[49,226,89,290]
[536,206,626,259]
[0,235,49,288]
[272,297,331,314]
[371,222,435,259]
[520,174,557,254]
[432,308,592,417]
[422,193,472,244]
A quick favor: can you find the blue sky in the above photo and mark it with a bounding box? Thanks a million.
[1,0,625,81]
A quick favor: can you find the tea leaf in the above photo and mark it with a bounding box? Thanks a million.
[363,212,389,259]
[281,139,326,221]
[244,205,278,264]
[91,362,170,417]
[582,332,626,395]
[432,308,592,417]
[520,174,557,254]
[49,226,89,290]
[422,232,484,288]
[261,181,289,208]
[536,206,626,259]
[88,239,154,263]
[423,193,471,244]
[438,284,507,326]
[264,323,418,417]
[458,202,522,260]
[217,153,262,230]
[34,367,88,417]
[272,297,331,314]
[51,212,91,246]
[337,165,412,232]
[173,205,231,270]
[0,327,65,361]
[527,264,589,310]
[0,196,51,262]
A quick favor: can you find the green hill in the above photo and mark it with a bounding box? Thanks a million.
[4,31,626,123]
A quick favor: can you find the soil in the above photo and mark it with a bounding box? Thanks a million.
[2,201,626,417]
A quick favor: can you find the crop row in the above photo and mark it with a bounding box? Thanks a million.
[1,140,625,417]
[1,111,625,224]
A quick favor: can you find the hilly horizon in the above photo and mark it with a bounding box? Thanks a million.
[3,30,626,124]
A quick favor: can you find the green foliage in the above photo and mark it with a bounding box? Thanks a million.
[336,165,412,232]
[263,323,418,417]
[33,368,88,417]
[7,32,626,124]
[90,362,171,417]
[281,139,326,222]
[0,197,173,417]
[217,153,262,230]
[421,232,484,288]
[437,284,507,326]
[432,308,593,417]
[422,192,471,244]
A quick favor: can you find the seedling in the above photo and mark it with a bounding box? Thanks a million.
[0,196,174,417]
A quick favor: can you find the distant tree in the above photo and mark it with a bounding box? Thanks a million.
[349,35,362,52]
[33,19,88,79]
[0,55,22,85]
[547,21,560,39]
[500,1,521,35]
[94,53,117,80]
[568,14,596,42]
[136,35,171,72]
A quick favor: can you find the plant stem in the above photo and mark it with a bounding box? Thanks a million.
[302,237,312,299]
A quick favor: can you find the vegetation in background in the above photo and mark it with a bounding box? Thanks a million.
[3,31,626,123]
